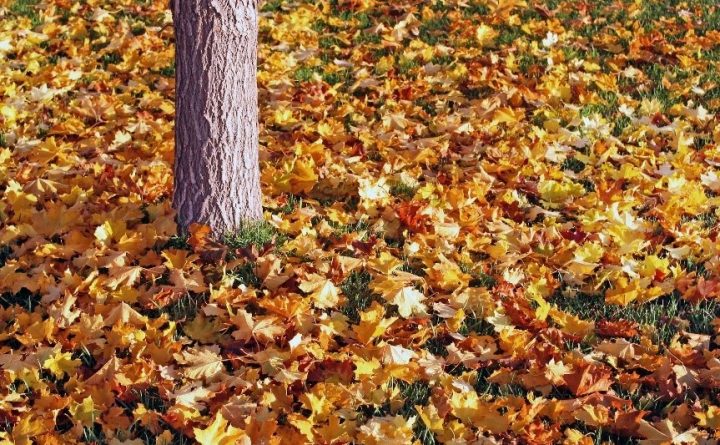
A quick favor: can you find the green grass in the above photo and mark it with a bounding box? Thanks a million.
[580,103,614,119]
[561,157,586,173]
[474,367,527,397]
[0,245,12,268]
[322,69,352,85]
[277,194,302,214]
[340,270,376,323]
[10,0,42,27]
[131,24,146,36]
[354,12,372,29]
[461,85,494,100]
[72,346,97,369]
[356,379,436,445]
[353,32,381,45]
[460,263,496,288]
[680,258,709,277]
[458,312,494,336]
[319,36,342,49]
[414,98,437,116]
[429,0,450,12]
[8,377,33,397]
[311,19,331,33]
[578,178,596,192]
[638,86,677,111]
[222,221,283,250]
[132,426,192,445]
[702,7,720,33]
[100,52,122,67]
[695,135,712,150]
[553,290,719,346]
[295,66,318,83]
[159,64,175,77]
[397,57,419,76]
[0,289,42,312]
[637,1,675,30]
[518,54,546,76]
[683,210,718,229]
[463,1,490,17]
[562,421,639,445]
[400,259,426,277]
[418,16,450,45]
[613,115,632,137]
[228,262,261,288]
[160,234,190,250]
[115,389,193,445]
[613,384,686,416]
[329,219,370,237]
[431,55,454,66]
[556,10,581,23]
[423,336,449,357]
[81,424,106,444]
[260,0,283,12]
[519,8,543,21]
[495,25,524,47]
[157,292,209,322]
[397,380,436,445]
[135,387,168,413]
[390,182,416,199]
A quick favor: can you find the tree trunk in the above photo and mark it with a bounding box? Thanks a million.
[172,0,262,235]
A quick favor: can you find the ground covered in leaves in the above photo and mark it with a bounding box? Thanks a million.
[2,0,720,443]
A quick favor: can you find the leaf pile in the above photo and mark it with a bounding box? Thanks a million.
[2,0,720,443]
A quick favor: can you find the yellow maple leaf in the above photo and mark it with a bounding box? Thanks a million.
[368,251,403,275]
[390,286,426,318]
[300,390,334,422]
[43,351,81,379]
[549,308,595,337]
[638,255,669,279]
[0,104,17,125]
[272,106,297,127]
[354,357,381,378]
[491,107,524,125]
[696,405,720,429]
[428,259,471,291]
[564,428,594,445]
[605,278,640,306]
[194,412,249,445]
[476,24,498,47]
[10,414,48,445]
[416,403,444,433]
[274,157,318,194]
[69,397,98,426]
[353,302,398,344]
[539,179,586,205]
[299,276,340,309]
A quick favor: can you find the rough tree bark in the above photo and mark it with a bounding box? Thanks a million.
[172,0,262,235]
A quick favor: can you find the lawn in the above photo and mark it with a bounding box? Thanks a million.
[2,0,720,443]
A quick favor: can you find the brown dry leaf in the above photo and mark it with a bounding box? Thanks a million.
[104,302,148,327]
[174,347,226,382]
[564,362,614,396]
[637,419,701,445]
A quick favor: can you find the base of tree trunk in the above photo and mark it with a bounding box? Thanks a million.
[172,1,263,235]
